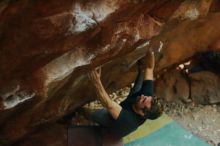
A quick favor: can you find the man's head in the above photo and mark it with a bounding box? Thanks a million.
[133,94,163,120]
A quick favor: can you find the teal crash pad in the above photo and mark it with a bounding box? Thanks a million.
[125,121,210,146]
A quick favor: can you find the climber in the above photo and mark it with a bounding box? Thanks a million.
[87,51,164,137]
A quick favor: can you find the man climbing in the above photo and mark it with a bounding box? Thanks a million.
[87,51,163,137]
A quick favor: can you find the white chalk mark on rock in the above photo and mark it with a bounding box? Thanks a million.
[185,8,199,20]
[158,41,163,52]
[3,92,35,109]
[68,2,118,34]
[69,3,97,34]
[0,85,20,100]
[136,41,150,49]
[43,48,95,86]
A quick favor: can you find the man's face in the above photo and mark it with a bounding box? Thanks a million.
[136,94,152,110]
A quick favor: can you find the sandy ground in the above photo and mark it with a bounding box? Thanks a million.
[164,101,220,146]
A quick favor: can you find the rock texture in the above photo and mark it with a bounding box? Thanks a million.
[155,69,220,104]
[0,0,220,145]
[190,71,220,104]
[155,69,190,102]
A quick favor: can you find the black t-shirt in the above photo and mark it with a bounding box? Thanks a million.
[108,80,153,137]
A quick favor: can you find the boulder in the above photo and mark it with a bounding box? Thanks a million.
[155,69,190,102]
[189,71,220,104]
[0,0,220,145]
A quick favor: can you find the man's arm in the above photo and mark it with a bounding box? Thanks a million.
[139,51,155,96]
[127,62,144,96]
[89,68,122,120]
[144,51,155,80]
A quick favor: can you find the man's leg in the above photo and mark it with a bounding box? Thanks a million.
[84,108,112,127]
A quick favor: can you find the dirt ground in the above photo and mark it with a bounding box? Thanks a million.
[164,101,220,146]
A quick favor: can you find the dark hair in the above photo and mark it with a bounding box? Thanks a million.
[143,97,164,120]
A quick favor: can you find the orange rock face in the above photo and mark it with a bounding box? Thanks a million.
[0,0,220,145]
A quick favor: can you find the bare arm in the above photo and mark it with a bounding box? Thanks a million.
[89,68,122,120]
[144,51,155,80]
